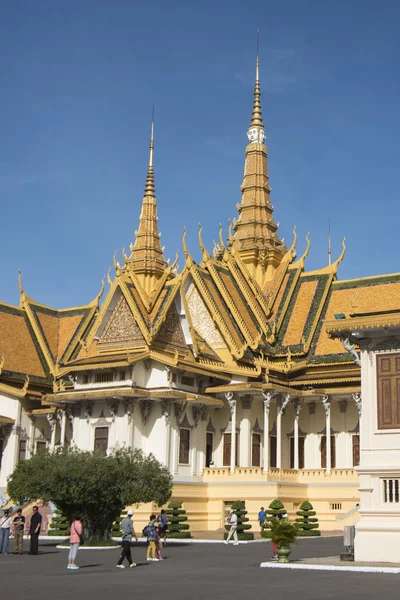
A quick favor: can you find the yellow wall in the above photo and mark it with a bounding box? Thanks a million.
[128,470,360,533]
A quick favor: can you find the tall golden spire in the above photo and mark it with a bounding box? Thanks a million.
[127,115,168,293]
[232,37,286,283]
[250,32,264,130]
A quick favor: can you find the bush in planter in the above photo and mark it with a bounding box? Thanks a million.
[48,509,69,537]
[269,518,297,562]
[261,499,286,538]
[224,500,254,541]
[165,500,191,539]
[295,501,321,536]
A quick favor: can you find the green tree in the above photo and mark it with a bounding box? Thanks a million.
[261,499,286,538]
[165,500,191,539]
[7,446,172,542]
[295,501,321,536]
[224,500,254,541]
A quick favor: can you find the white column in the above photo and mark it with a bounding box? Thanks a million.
[262,391,272,473]
[322,395,331,474]
[28,417,36,458]
[47,413,57,451]
[60,411,67,446]
[277,393,290,470]
[240,396,252,467]
[226,392,237,474]
[293,399,303,470]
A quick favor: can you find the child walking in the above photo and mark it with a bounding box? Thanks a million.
[145,514,159,562]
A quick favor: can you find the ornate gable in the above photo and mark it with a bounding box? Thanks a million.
[98,295,145,348]
[154,305,186,348]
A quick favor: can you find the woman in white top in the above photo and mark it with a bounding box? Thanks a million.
[0,509,12,555]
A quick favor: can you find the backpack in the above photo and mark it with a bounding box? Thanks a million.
[158,514,168,528]
[142,525,149,538]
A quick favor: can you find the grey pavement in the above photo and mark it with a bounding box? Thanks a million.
[0,537,398,600]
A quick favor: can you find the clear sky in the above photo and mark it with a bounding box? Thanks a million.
[1,0,399,308]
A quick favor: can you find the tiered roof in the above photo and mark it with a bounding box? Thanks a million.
[2,54,400,405]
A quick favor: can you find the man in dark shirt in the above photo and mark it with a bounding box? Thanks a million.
[29,506,42,555]
[13,509,25,554]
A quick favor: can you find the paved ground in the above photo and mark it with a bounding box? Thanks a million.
[0,537,398,600]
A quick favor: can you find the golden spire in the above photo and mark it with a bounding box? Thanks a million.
[127,113,168,293]
[249,30,264,130]
[144,118,155,196]
[232,36,286,284]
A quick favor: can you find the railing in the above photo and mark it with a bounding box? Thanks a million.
[383,478,400,503]
[202,467,358,483]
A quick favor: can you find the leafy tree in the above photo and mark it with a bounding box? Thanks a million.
[261,499,286,538]
[165,500,191,539]
[7,447,172,542]
[295,500,321,536]
[224,500,254,541]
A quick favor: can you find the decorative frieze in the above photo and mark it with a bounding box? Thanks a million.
[308,401,316,415]
[241,395,253,410]
[123,399,136,424]
[106,398,119,422]
[175,400,188,425]
[140,399,153,425]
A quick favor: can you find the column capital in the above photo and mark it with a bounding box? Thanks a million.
[123,398,137,424]
[293,398,303,418]
[278,392,291,415]
[46,412,57,431]
[321,394,331,416]
[106,398,119,422]
[352,392,362,417]
[225,392,236,413]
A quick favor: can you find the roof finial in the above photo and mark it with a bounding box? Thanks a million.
[328,218,332,266]
[248,29,265,140]
[144,104,155,196]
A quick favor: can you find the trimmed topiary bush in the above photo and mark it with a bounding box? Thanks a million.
[165,500,191,539]
[261,499,287,538]
[295,501,321,536]
[48,509,69,537]
[224,500,254,541]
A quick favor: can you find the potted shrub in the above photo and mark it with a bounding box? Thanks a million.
[269,518,297,563]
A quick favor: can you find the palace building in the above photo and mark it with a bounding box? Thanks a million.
[1,54,399,531]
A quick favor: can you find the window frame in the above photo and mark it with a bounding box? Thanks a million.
[178,427,191,465]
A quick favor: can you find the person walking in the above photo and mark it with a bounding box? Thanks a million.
[225,509,239,545]
[157,509,168,546]
[13,509,25,555]
[145,514,159,561]
[116,509,138,569]
[68,516,83,570]
[29,506,42,555]
[0,509,12,555]
[258,507,266,531]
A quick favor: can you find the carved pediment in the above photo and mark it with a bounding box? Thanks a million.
[98,294,145,347]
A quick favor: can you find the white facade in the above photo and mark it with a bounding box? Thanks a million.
[0,359,362,493]
[355,337,400,563]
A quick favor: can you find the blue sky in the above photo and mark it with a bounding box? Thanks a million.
[1,0,400,308]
